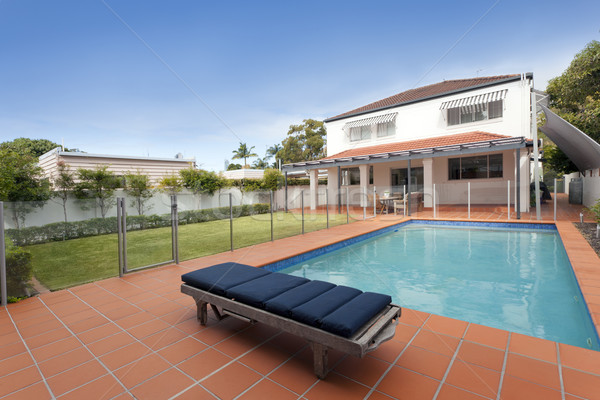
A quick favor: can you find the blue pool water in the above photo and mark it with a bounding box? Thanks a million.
[278,222,599,350]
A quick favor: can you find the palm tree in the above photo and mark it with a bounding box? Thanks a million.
[266,144,282,159]
[232,142,258,168]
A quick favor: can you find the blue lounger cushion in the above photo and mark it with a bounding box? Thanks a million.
[320,292,392,338]
[264,280,336,317]
[291,286,362,327]
[181,263,270,296]
[225,273,310,308]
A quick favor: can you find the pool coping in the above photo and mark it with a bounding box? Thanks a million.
[257,217,600,346]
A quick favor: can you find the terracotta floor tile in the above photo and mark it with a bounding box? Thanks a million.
[562,366,600,400]
[505,353,561,390]
[398,308,430,327]
[367,339,406,364]
[45,360,106,396]
[178,348,232,380]
[174,383,216,399]
[457,341,505,371]
[156,336,207,365]
[396,345,451,380]
[202,362,262,400]
[0,331,20,347]
[114,311,156,330]
[559,342,600,375]
[0,352,33,377]
[267,331,308,354]
[237,378,297,400]
[192,318,251,346]
[0,365,42,397]
[77,323,122,344]
[463,323,509,350]
[499,375,562,400]
[334,354,390,387]
[126,318,170,340]
[129,368,194,399]
[24,327,72,350]
[2,381,52,400]
[436,384,491,400]
[30,336,82,362]
[0,340,27,361]
[394,323,419,343]
[509,333,557,363]
[114,353,171,389]
[98,341,152,370]
[159,307,196,325]
[367,391,400,400]
[239,343,292,375]
[445,360,500,399]
[38,347,94,377]
[87,332,136,356]
[305,371,370,400]
[411,329,460,357]
[17,318,63,338]
[269,356,319,395]
[141,327,188,350]
[423,314,468,338]
[65,313,107,334]
[376,365,440,400]
[214,331,266,358]
[146,300,183,317]
[58,374,125,400]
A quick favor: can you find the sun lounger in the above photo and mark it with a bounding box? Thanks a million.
[181,262,401,378]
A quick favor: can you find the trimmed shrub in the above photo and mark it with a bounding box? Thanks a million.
[3,239,33,298]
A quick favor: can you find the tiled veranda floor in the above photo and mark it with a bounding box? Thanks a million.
[1,195,600,399]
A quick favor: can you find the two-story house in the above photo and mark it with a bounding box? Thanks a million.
[283,73,538,215]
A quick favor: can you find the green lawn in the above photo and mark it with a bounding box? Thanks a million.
[26,211,352,291]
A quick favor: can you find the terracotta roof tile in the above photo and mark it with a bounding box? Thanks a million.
[323,131,511,160]
[327,75,521,121]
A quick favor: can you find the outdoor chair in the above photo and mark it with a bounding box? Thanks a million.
[181,262,401,379]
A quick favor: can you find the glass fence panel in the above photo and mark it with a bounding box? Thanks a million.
[3,197,119,293]
[177,192,232,261]
[125,192,173,270]
[232,190,271,248]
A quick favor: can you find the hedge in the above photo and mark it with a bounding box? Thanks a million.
[7,203,270,246]
[3,239,33,298]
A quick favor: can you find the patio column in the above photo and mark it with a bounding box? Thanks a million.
[327,168,339,213]
[309,169,318,210]
[359,164,369,206]
[423,158,433,208]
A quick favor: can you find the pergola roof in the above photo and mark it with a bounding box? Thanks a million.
[282,132,530,172]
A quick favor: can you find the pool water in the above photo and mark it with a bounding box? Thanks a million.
[281,223,600,350]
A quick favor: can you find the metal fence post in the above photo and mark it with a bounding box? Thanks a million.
[373,186,376,216]
[270,191,274,241]
[467,182,471,219]
[554,178,557,221]
[301,190,305,235]
[171,195,179,264]
[326,188,329,229]
[117,198,124,277]
[1,201,7,307]
[507,181,511,221]
[346,188,349,224]
[363,187,366,220]
[229,193,233,251]
[433,184,436,219]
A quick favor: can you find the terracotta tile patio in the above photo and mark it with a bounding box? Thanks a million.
[1,194,599,399]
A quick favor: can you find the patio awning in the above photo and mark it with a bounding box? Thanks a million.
[342,112,397,131]
[540,105,600,172]
[439,89,507,110]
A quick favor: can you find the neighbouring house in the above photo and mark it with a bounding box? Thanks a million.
[39,148,196,186]
[222,168,265,180]
[283,73,546,214]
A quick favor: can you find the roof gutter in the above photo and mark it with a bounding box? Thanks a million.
[324,73,533,123]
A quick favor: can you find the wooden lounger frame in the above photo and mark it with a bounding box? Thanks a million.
[181,283,401,378]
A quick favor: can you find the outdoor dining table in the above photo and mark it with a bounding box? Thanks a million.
[379,197,400,214]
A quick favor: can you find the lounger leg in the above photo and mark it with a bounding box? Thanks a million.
[312,342,328,379]
[196,300,208,325]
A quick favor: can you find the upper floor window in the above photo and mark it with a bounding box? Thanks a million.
[447,100,503,126]
[350,126,371,142]
[344,112,397,142]
[377,121,395,137]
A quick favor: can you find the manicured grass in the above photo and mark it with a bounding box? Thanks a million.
[26,211,352,291]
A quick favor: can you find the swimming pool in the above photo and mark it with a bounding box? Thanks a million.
[272,221,599,350]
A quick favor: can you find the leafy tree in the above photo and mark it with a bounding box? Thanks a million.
[545,40,600,173]
[262,169,284,191]
[180,168,229,195]
[278,119,326,163]
[158,175,183,196]
[0,138,66,158]
[0,148,51,228]
[124,171,154,215]
[266,143,282,168]
[74,166,121,218]
[232,142,258,167]
[227,163,242,171]
[252,157,269,169]
[52,161,76,225]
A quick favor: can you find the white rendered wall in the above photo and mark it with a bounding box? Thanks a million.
[325,78,533,157]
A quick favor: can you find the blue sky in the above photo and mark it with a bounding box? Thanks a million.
[1,0,599,172]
